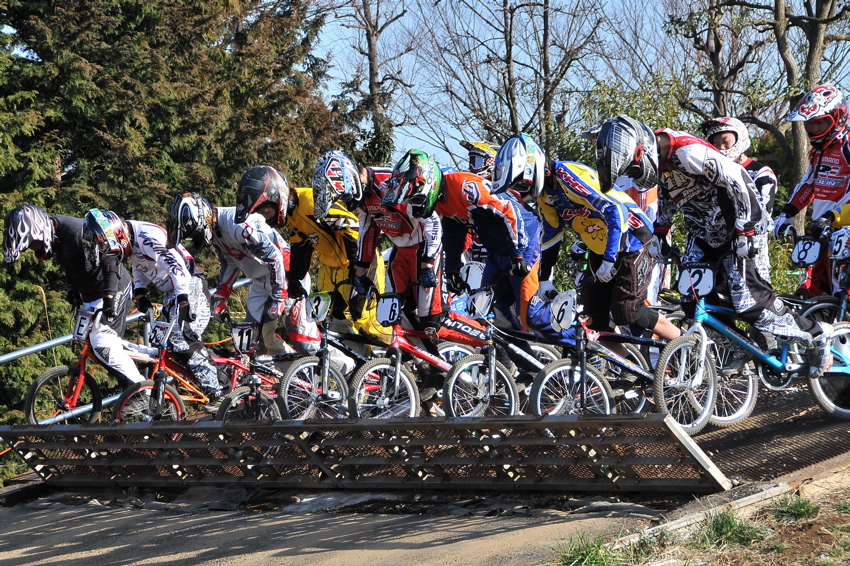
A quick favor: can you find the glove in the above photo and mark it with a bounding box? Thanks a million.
[419,266,437,288]
[569,241,589,262]
[211,293,229,322]
[773,212,793,239]
[511,256,531,277]
[176,294,195,323]
[807,214,834,238]
[647,234,672,260]
[446,271,466,294]
[102,296,116,321]
[288,279,307,299]
[595,259,616,282]
[352,274,374,297]
[734,234,759,259]
[66,287,83,310]
[133,289,153,314]
[267,298,286,320]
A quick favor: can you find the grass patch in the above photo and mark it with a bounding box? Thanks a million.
[836,500,850,514]
[771,494,821,522]
[550,534,615,566]
[693,509,763,549]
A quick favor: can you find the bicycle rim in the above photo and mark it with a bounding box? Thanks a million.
[279,357,349,420]
[218,386,281,422]
[445,354,517,417]
[350,359,420,418]
[531,360,613,416]
[654,336,717,435]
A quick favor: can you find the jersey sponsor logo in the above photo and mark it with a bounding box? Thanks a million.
[702,157,719,181]
[461,180,480,204]
[821,156,840,164]
[559,206,591,220]
[442,317,487,341]
[556,166,591,196]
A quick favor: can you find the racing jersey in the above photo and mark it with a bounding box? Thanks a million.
[126,220,198,296]
[781,132,850,220]
[741,157,777,231]
[51,215,125,303]
[288,187,358,282]
[212,207,288,301]
[655,128,764,248]
[539,161,653,261]
[356,166,442,265]
[435,171,527,272]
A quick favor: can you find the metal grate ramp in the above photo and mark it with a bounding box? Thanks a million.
[1,414,731,493]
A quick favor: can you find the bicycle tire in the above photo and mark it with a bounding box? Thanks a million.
[25,365,103,425]
[113,380,186,423]
[277,356,349,420]
[529,359,615,416]
[216,386,281,422]
[808,321,850,420]
[707,330,759,427]
[437,341,478,363]
[443,354,519,417]
[653,335,718,435]
[801,295,848,324]
[348,357,420,418]
[590,342,652,414]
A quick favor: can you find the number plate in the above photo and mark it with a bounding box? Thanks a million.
[792,236,822,266]
[306,293,331,323]
[467,288,494,318]
[830,228,850,260]
[550,290,576,332]
[72,310,95,341]
[677,263,715,297]
[459,261,485,291]
[230,322,259,354]
[376,295,402,327]
[148,321,172,347]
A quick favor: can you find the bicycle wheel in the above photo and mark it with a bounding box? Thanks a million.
[437,342,478,363]
[707,330,759,427]
[801,295,848,324]
[348,357,420,418]
[25,365,103,425]
[113,380,186,423]
[277,356,349,419]
[216,386,281,422]
[653,335,718,435]
[531,343,562,363]
[443,354,519,417]
[590,343,652,414]
[808,321,850,420]
[529,359,615,416]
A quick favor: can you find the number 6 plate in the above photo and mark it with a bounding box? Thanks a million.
[376,295,402,327]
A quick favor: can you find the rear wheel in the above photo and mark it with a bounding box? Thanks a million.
[25,365,103,425]
[114,380,185,423]
[277,356,349,419]
[653,335,718,435]
[529,359,615,416]
[443,354,519,417]
[801,296,848,324]
[348,358,420,418]
[217,386,281,422]
[808,322,850,420]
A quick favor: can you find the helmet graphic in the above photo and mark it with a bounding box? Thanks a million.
[82,209,132,271]
[386,149,442,218]
[492,133,546,200]
[166,192,215,250]
[312,150,362,219]
[459,140,499,179]
[3,204,53,263]
[786,84,849,148]
[701,117,751,160]
[235,165,289,226]
[595,115,659,192]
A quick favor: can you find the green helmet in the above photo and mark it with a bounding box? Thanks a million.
[385,149,442,218]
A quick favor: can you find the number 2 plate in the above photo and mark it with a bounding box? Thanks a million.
[677,264,715,297]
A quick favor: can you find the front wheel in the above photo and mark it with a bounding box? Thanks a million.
[808,321,850,420]
[216,386,281,422]
[113,380,186,423]
[443,354,519,417]
[348,358,420,418]
[529,359,616,416]
[653,335,718,435]
[277,356,349,420]
[25,365,103,425]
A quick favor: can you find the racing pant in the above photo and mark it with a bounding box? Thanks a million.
[317,257,390,344]
[245,275,288,355]
[84,276,144,385]
[385,243,445,329]
[685,236,821,344]
[162,276,222,393]
[582,249,658,334]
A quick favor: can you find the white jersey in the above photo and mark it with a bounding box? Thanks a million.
[212,207,288,301]
[126,220,196,296]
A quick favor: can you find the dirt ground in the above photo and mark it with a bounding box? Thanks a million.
[0,488,672,566]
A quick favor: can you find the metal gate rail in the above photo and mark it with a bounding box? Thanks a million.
[1,414,731,493]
